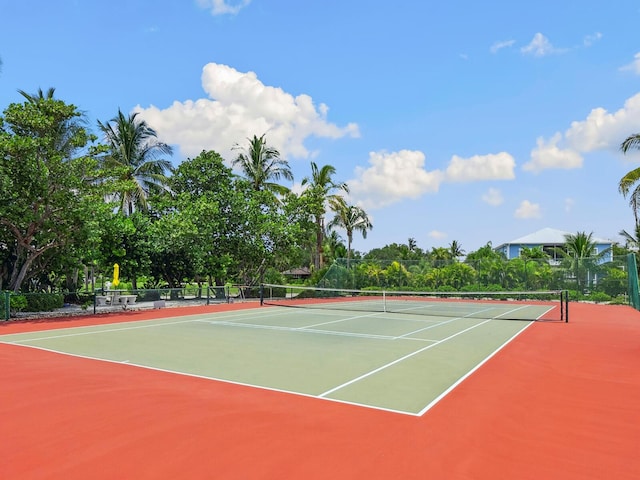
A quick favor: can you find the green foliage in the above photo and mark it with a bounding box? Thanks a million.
[0,94,105,292]
[9,294,27,313]
[599,267,627,297]
[23,293,64,312]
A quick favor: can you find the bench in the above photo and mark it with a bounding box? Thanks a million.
[96,295,109,306]
[116,295,137,306]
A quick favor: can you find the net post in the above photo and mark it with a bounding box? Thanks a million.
[383,290,387,313]
[564,290,569,323]
[259,284,264,306]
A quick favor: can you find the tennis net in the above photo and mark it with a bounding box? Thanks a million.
[260,284,569,322]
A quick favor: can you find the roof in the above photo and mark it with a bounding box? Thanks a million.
[501,227,613,246]
[282,267,311,276]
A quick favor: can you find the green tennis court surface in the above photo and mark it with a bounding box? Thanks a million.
[0,304,549,415]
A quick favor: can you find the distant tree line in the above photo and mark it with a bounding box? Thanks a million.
[2,89,640,299]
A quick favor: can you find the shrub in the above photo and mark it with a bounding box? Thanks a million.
[24,293,64,312]
[586,291,612,303]
[137,289,161,301]
[10,294,27,314]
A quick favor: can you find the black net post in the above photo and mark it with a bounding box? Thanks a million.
[259,284,264,306]
[561,290,569,323]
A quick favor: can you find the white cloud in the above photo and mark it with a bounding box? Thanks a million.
[135,63,359,160]
[620,52,640,75]
[514,200,542,219]
[583,32,602,47]
[490,40,515,54]
[348,150,444,209]
[482,188,504,206]
[523,134,583,173]
[521,33,566,57]
[445,152,516,182]
[196,0,251,15]
[348,150,517,210]
[429,230,447,240]
[527,92,640,172]
[565,198,575,213]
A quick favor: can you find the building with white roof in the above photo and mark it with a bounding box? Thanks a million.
[494,227,614,264]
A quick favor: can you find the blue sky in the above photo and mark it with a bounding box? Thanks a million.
[2,0,640,254]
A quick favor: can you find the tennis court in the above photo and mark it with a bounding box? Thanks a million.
[2,297,639,479]
[0,294,555,415]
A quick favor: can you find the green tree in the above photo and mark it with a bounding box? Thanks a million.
[430,247,452,265]
[619,225,640,251]
[301,162,349,269]
[323,230,347,264]
[448,240,465,259]
[558,231,608,291]
[98,110,173,215]
[619,133,640,224]
[0,94,103,291]
[232,134,293,194]
[150,150,240,287]
[465,242,508,287]
[327,198,372,267]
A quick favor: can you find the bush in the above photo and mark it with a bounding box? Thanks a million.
[586,291,612,303]
[23,293,64,312]
[137,289,161,301]
[10,294,27,314]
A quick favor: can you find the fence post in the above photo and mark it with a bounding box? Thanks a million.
[4,291,10,321]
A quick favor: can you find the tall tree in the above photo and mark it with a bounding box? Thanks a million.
[301,162,349,269]
[619,133,640,225]
[232,134,293,194]
[559,231,608,290]
[328,199,372,266]
[0,93,102,291]
[448,240,465,259]
[619,225,640,251]
[98,110,173,215]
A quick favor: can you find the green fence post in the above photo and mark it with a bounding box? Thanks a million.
[4,291,10,321]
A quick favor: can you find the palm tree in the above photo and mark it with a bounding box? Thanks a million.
[619,225,640,251]
[18,87,56,101]
[323,230,347,264]
[619,133,640,224]
[98,110,173,215]
[559,231,608,291]
[18,87,88,158]
[448,240,465,259]
[232,134,293,194]
[328,198,372,267]
[301,162,349,269]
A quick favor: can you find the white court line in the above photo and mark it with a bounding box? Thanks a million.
[416,320,535,416]
[5,341,420,417]
[196,320,415,341]
[0,306,306,343]
[318,318,494,398]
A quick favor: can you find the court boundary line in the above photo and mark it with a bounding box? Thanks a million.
[416,320,536,416]
[1,341,419,417]
[0,305,536,417]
